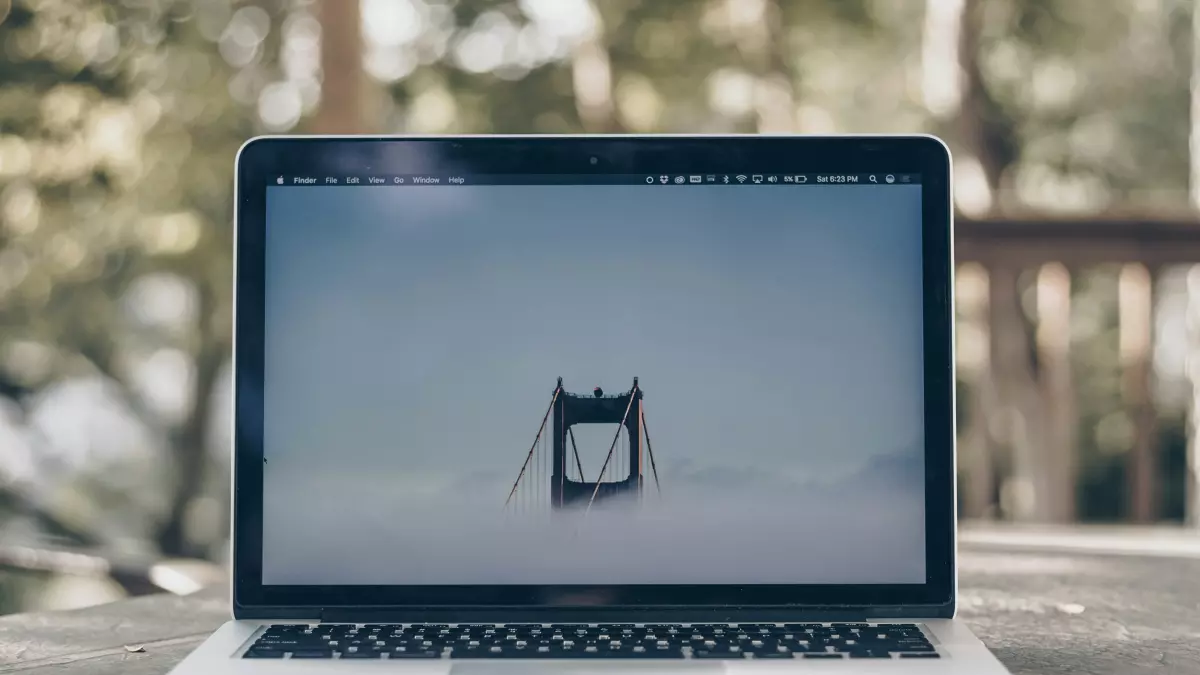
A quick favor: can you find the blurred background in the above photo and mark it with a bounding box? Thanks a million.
[0,0,1198,615]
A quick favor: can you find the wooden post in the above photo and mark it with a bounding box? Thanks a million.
[1186,0,1200,528]
[752,0,797,133]
[921,0,965,118]
[956,262,995,518]
[1191,0,1200,208]
[570,1,622,133]
[1187,266,1200,527]
[1036,262,1075,523]
[988,265,1048,521]
[313,0,366,134]
[1121,263,1158,523]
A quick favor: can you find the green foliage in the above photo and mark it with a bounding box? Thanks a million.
[0,0,1195,615]
[0,0,268,561]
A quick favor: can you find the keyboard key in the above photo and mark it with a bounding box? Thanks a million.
[244,649,284,659]
[290,650,333,658]
[891,643,935,652]
[253,639,314,648]
[901,652,941,658]
[782,643,817,653]
[692,650,747,659]
[339,651,382,659]
[390,651,441,658]
[804,653,844,659]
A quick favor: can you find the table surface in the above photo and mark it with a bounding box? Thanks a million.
[2,526,1199,674]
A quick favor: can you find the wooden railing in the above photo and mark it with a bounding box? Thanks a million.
[955,215,1200,525]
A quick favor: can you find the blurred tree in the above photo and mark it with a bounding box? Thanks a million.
[0,0,291,566]
[0,0,1195,617]
[367,0,880,135]
[313,0,368,132]
[929,0,1192,522]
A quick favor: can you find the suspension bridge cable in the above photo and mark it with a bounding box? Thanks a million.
[621,426,627,480]
[641,406,661,496]
[505,387,561,508]
[541,422,546,508]
[614,427,620,483]
[535,421,540,509]
[569,427,585,482]
[541,423,546,507]
[638,401,645,494]
[540,420,546,507]
[585,385,638,513]
[558,402,564,509]
[618,425,624,481]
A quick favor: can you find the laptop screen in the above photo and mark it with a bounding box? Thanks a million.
[259,173,926,586]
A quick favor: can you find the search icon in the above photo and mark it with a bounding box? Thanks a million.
[869,175,878,183]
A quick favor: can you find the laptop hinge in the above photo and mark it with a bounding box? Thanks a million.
[318,607,875,624]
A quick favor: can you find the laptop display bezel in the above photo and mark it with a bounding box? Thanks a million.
[232,135,955,616]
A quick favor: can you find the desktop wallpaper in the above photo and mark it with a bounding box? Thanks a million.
[259,182,927,586]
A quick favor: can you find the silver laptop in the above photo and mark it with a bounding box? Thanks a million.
[170,135,1009,674]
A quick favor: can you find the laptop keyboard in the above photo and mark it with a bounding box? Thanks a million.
[243,622,938,660]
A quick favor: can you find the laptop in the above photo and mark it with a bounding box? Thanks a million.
[170,135,1010,674]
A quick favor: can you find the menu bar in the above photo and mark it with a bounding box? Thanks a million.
[270,173,921,187]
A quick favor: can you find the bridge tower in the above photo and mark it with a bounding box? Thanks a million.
[505,377,659,512]
[550,377,643,508]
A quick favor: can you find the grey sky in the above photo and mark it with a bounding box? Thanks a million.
[259,183,927,585]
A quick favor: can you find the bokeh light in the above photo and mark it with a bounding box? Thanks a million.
[0,0,1198,618]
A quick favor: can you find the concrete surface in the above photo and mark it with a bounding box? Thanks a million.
[2,531,1199,674]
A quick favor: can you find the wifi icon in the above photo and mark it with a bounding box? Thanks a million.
[736,175,747,183]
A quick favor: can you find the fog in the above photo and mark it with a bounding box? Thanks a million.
[262,480,925,585]
[260,183,929,586]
